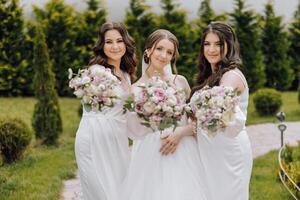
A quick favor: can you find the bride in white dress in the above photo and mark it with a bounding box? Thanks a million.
[74,22,136,200]
[119,29,207,200]
[191,22,253,200]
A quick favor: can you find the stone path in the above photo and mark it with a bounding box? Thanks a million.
[60,121,300,200]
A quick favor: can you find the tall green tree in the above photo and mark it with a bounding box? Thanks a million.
[0,0,32,96]
[78,0,106,64]
[194,0,228,69]
[32,25,62,145]
[197,0,227,27]
[125,0,158,77]
[34,0,84,96]
[231,0,265,92]
[262,2,293,90]
[289,2,300,91]
[159,0,197,85]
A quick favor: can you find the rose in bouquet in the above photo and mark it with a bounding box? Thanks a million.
[124,76,187,133]
[189,85,240,137]
[68,64,121,111]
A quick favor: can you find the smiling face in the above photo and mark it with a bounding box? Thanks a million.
[148,38,175,71]
[204,32,228,71]
[103,29,126,63]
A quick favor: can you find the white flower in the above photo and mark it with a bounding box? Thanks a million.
[74,89,85,98]
[81,76,91,84]
[143,102,156,113]
[68,68,73,79]
[90,64,105,75]
[167,96,177,106]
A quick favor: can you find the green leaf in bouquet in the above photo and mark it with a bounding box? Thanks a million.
[141,122,151,128]
[123,95,134,113]
[158,118,177,131]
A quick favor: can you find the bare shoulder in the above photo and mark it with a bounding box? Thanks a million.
[220,68,246,92]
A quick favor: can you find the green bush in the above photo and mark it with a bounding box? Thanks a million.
[253,88,282,116]
[282,143,300,198]
[0,118,32,164]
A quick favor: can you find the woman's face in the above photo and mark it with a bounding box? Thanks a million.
[204,32,228,69]
[148,38,175,71]
[104,29,126,63]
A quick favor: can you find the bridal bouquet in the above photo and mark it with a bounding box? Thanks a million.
[68,64,121,111]
[189,86,240,137]
[125,76,187,132]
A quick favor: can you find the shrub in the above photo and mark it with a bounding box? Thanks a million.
[0,118,32,164]
[282,143,300,198]
[253,88,282,116]
[32,25,62,145]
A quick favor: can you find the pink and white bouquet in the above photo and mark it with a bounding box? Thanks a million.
[68,64,121,111]
[125,76,187,132]
[189,85,240,137]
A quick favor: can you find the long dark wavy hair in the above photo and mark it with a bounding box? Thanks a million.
[191,22,242,96]
[143,29,179,75]
[88,22,137,81]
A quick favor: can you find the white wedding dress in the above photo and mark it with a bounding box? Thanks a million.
[119,79,208,200]
[196,70,253,200]
[75,71,131,200]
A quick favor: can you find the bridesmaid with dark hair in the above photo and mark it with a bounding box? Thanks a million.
[75,22,137,200]
[191,22,253,200]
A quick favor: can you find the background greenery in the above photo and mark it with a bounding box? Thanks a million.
[1,0,300,96]
[1,0,300,199]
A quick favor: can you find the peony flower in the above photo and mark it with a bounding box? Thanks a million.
[143,102,156,114]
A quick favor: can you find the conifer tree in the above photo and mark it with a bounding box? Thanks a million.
[289,2,300,91]
[125,0,158,76]
[0,0,32,96]
[159,0,197,85]
[197,0,227,27]
[79,0,106,64]
[231,0,265,92]
[32,25,62,145]
[194,0,228,72]
[34,0,83,96]
[262,2,293,90]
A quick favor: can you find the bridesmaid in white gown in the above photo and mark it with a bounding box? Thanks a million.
[120,29,207,200]
[74,22,136,200]
[191,22,253,200]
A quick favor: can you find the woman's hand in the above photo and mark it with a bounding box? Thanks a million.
[159,128,183,156]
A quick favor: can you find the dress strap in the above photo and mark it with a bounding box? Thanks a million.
[229,70,248,89]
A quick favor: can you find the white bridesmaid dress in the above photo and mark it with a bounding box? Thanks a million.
[119,83,208,200]
[75,71,131,200]
[196,70,253,200]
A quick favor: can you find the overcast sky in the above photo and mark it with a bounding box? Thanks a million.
[20,0,299,23]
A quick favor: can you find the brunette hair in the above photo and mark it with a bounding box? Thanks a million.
[89,22,137,81]
[191,22,242,96]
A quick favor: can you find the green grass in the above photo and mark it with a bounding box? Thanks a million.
[0,92,299,199]
[250,150,292,200]
[247,92,300,125]
[0,97,81,200]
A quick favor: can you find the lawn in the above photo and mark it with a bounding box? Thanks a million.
[0,97,80,200]
[247,91,300,125]
[0,92,299,199]
[250,150,291,199]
